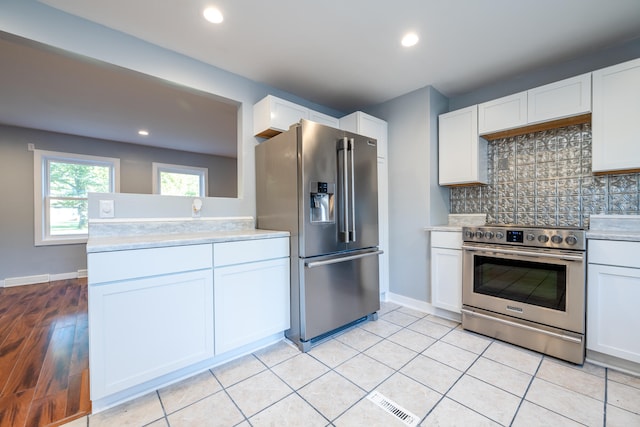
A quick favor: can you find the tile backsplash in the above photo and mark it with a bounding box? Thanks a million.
[449,123,640,228]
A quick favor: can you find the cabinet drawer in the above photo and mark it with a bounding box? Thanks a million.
[431,231,462,249]
[89,244,213,284]
[588,240,640,268]
[214,237,289,267]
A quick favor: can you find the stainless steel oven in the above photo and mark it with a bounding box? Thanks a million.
[461,225,586,364]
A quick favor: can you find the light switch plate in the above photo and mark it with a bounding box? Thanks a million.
[99,200,115,218]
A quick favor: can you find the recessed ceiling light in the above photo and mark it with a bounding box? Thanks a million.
[203,7,224,24]
[401,32,419,47]
[138,130,149,136]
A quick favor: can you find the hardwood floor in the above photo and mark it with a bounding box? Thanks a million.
[0,279,90,427]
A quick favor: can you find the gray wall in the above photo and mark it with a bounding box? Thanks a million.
[366,86,449,303]
[0,124,237,279]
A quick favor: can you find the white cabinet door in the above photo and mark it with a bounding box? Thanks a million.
[431,246,462,313]
[340,111,388,159]
[439,105,488,185]
[309,110,340,128]
[253,95,309,138]
[214,258,290,354]
[528,73,591,125]
[89,269,214,399]
[478,91,527,134]
[592,58,640,173]
[587,263,640,364]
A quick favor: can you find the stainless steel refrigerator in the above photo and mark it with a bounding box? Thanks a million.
[256,119,381,352]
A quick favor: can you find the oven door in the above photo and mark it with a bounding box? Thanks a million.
[462,243,585,333]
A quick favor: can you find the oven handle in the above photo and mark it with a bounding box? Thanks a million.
[461,308,583,344]
[461,244,584,262]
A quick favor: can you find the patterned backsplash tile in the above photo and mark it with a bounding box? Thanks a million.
[449,123,640,228]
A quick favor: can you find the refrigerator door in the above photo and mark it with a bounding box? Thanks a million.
[346,133,379,251]
[299,120,347,257]
[298,248,381,341]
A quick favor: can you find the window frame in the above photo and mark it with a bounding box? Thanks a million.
[34,149,120,246]
[152,162,208,197]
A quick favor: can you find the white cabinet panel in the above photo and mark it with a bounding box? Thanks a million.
[253,95,309,138]
[89,269,214,399]
[430,231,462,314]
[309,110,339,128]
[588,240,640,269]
[431,246,462,313]
[478,91,527,134]
[214,258,290,354]
[89,244,212,284]
[587,263,640,364]
[214,237,289,267]
[439,105,488,185]
[592,58,640,173]
[528,73,591,124]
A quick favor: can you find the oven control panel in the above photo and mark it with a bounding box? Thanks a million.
[462,225,585,250]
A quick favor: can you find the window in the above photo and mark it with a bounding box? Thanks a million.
[34,150,120,245]
[152,163,208,197]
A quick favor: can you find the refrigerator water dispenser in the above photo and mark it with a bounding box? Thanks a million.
[310,181,335,223]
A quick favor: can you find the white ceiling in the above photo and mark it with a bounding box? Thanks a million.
[38,0,640,111]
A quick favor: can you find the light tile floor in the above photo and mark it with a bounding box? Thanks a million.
[64,302,640,427]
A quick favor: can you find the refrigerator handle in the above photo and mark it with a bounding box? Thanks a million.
[340,137,350,243]
[349,138,356,242]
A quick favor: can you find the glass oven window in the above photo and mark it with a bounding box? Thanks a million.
[473,256,566,311]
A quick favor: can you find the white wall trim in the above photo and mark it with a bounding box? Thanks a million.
[2,270,88,288]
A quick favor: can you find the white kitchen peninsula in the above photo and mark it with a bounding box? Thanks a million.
[86,217,290,412]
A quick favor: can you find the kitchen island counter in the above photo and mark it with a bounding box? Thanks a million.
[86,216,288,253]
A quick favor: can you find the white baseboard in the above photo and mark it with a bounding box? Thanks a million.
[2,270,87,288]
[385,292,462,323]
[3,274,50,287]
[77,269,88,278]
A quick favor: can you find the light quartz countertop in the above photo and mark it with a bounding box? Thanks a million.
[424,225,463,232]
[586,214,640,242]
[424,213,485,232]
[86,217,289,253]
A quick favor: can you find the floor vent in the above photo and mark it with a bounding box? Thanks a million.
[367,390,419,427]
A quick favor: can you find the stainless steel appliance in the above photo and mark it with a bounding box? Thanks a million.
[256,119,381,352]
[461,225,586,364]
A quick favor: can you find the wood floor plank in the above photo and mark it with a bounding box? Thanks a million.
[0,388,34,427]
[0,280,89,427]
[34,325,75,400]
[25,389,67,427]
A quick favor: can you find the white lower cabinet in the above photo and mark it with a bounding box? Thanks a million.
[88,244,214,400]
[213,237,290,354]
[430,231,463,314]
[587,239,640,364]
[88,237,290,407]
[214,258,290,354]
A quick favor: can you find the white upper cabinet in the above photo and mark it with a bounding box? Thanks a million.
[253,95,309,138]
[478,74,591,135]
[439,105,488,185]
[253,95,339,138]
[592,58,640,173]
[309,110,340,128]
[528,73,591,125]
[340,111,388,158]
[478,91,527,134]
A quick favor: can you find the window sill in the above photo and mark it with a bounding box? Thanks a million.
[35,236,88,246]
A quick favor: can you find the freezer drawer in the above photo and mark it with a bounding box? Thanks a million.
[299,249,381,341]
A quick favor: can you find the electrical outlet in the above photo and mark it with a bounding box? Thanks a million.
[99,200,115,218]
[27,143,35,151]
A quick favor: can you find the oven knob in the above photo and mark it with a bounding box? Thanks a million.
[496,231,504,240]
[465,230,474,239]
[526,233,535,241]
[538,234,549,243]
[565,235,578,246]
[551,235,563,244]
[475,231,484,239]
[485,231,494,239]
